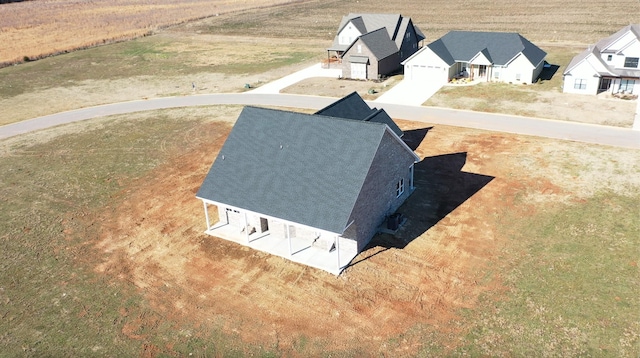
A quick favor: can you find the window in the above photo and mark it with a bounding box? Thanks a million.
[619,79,635,93]
[574,78,587,90]
[494,71,500,79]
[624,57,639,68]
[396,178,405,197]
[607,54,613,61]
[357,45,362,54]
[515,73,521,81]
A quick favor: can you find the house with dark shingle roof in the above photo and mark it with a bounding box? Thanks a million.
[327,13,425,80]
[402,31,547,85]
[196,93,419,275]
[563,24,640,95]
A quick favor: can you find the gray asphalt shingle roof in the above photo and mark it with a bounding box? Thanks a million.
[357,27,399,60]
[315,92,403,137]
[196,106,392,234]
[432,31,546,66]
[330,13,424,53]
[564,24,640,77]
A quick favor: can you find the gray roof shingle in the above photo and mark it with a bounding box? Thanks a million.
[315,92,404,137]
[196,106,392,234]
[357,27,399,60]
[431,31,546,66]
[330,13,423,53]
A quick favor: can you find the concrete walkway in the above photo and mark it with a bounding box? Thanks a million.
[247,63,342,94]
[375,79,443,106]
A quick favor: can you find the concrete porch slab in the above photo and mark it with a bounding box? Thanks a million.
[204,222,357,275]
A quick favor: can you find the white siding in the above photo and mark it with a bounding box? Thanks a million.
[338,22,362,46]
[562,60,601,94]
[402,47,451,84]
[501,53,536,84]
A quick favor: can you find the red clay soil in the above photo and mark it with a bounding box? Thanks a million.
[85,119,550,354]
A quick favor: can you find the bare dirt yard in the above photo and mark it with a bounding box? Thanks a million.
[85,116,639,356]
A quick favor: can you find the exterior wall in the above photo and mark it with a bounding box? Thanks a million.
[562,60,601,94]
[403,47,451,84]
[348,131,416,251]
[218,206,267,233]
[338,21,362,46]
[605,35,640,69]
[377,53,401,78]
[341,38,377,79]
[531,59,545,83]
[398,20,419,62]
[500,53,535,84]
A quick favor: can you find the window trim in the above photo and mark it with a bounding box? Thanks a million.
[396,178,405,198]
[624,57,639,68]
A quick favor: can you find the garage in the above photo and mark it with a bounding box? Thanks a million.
[350,56,369,80]
[407,64,448,84]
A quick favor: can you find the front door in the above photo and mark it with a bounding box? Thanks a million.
[478,65,487,78]
[599,78,612,93]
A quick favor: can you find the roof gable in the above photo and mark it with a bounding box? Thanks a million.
[315,91,375,119]
[331,13,419,53]
[353,27,398,60]
[197,106,402,234]
[315,92,403,137]
[597,24,640,53]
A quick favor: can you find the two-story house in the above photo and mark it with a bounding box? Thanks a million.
[563,24,640,95]
[326,13,425,80]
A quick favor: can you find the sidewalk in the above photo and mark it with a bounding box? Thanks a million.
[247,63,342,94]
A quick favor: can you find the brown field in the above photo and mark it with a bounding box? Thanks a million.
[2,0,639,67]
[0,0,303,65]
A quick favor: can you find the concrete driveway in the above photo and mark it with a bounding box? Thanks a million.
[248,63,342,94]
[375,79,443,106]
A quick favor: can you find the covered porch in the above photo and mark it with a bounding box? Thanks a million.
[201,201,358,275]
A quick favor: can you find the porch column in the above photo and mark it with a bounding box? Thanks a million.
[336,236,341,271]
[203,201,210,230]
[287,224,292,256]
[244,212,249,243]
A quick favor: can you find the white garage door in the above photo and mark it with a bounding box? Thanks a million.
[410,64,447,84]
[351,63,367,80]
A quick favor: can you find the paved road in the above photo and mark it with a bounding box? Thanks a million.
[1,92,639,149]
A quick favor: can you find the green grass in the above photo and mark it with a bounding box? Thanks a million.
[453,193,640,357]
[0,107,283,357]
[0,36,319,99]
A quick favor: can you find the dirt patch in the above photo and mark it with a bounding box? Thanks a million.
[86,116,603,354]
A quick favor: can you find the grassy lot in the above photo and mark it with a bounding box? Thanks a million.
[1,0,639,356]
[0,34,323,125]
[454,193,640,356]
[0,107,277,356]
[1,108,638,356]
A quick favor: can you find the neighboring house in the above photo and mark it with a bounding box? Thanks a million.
[562,24,640,95]
[402,31,547,85]
[196,93,419,275]
[327,13,425,80]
